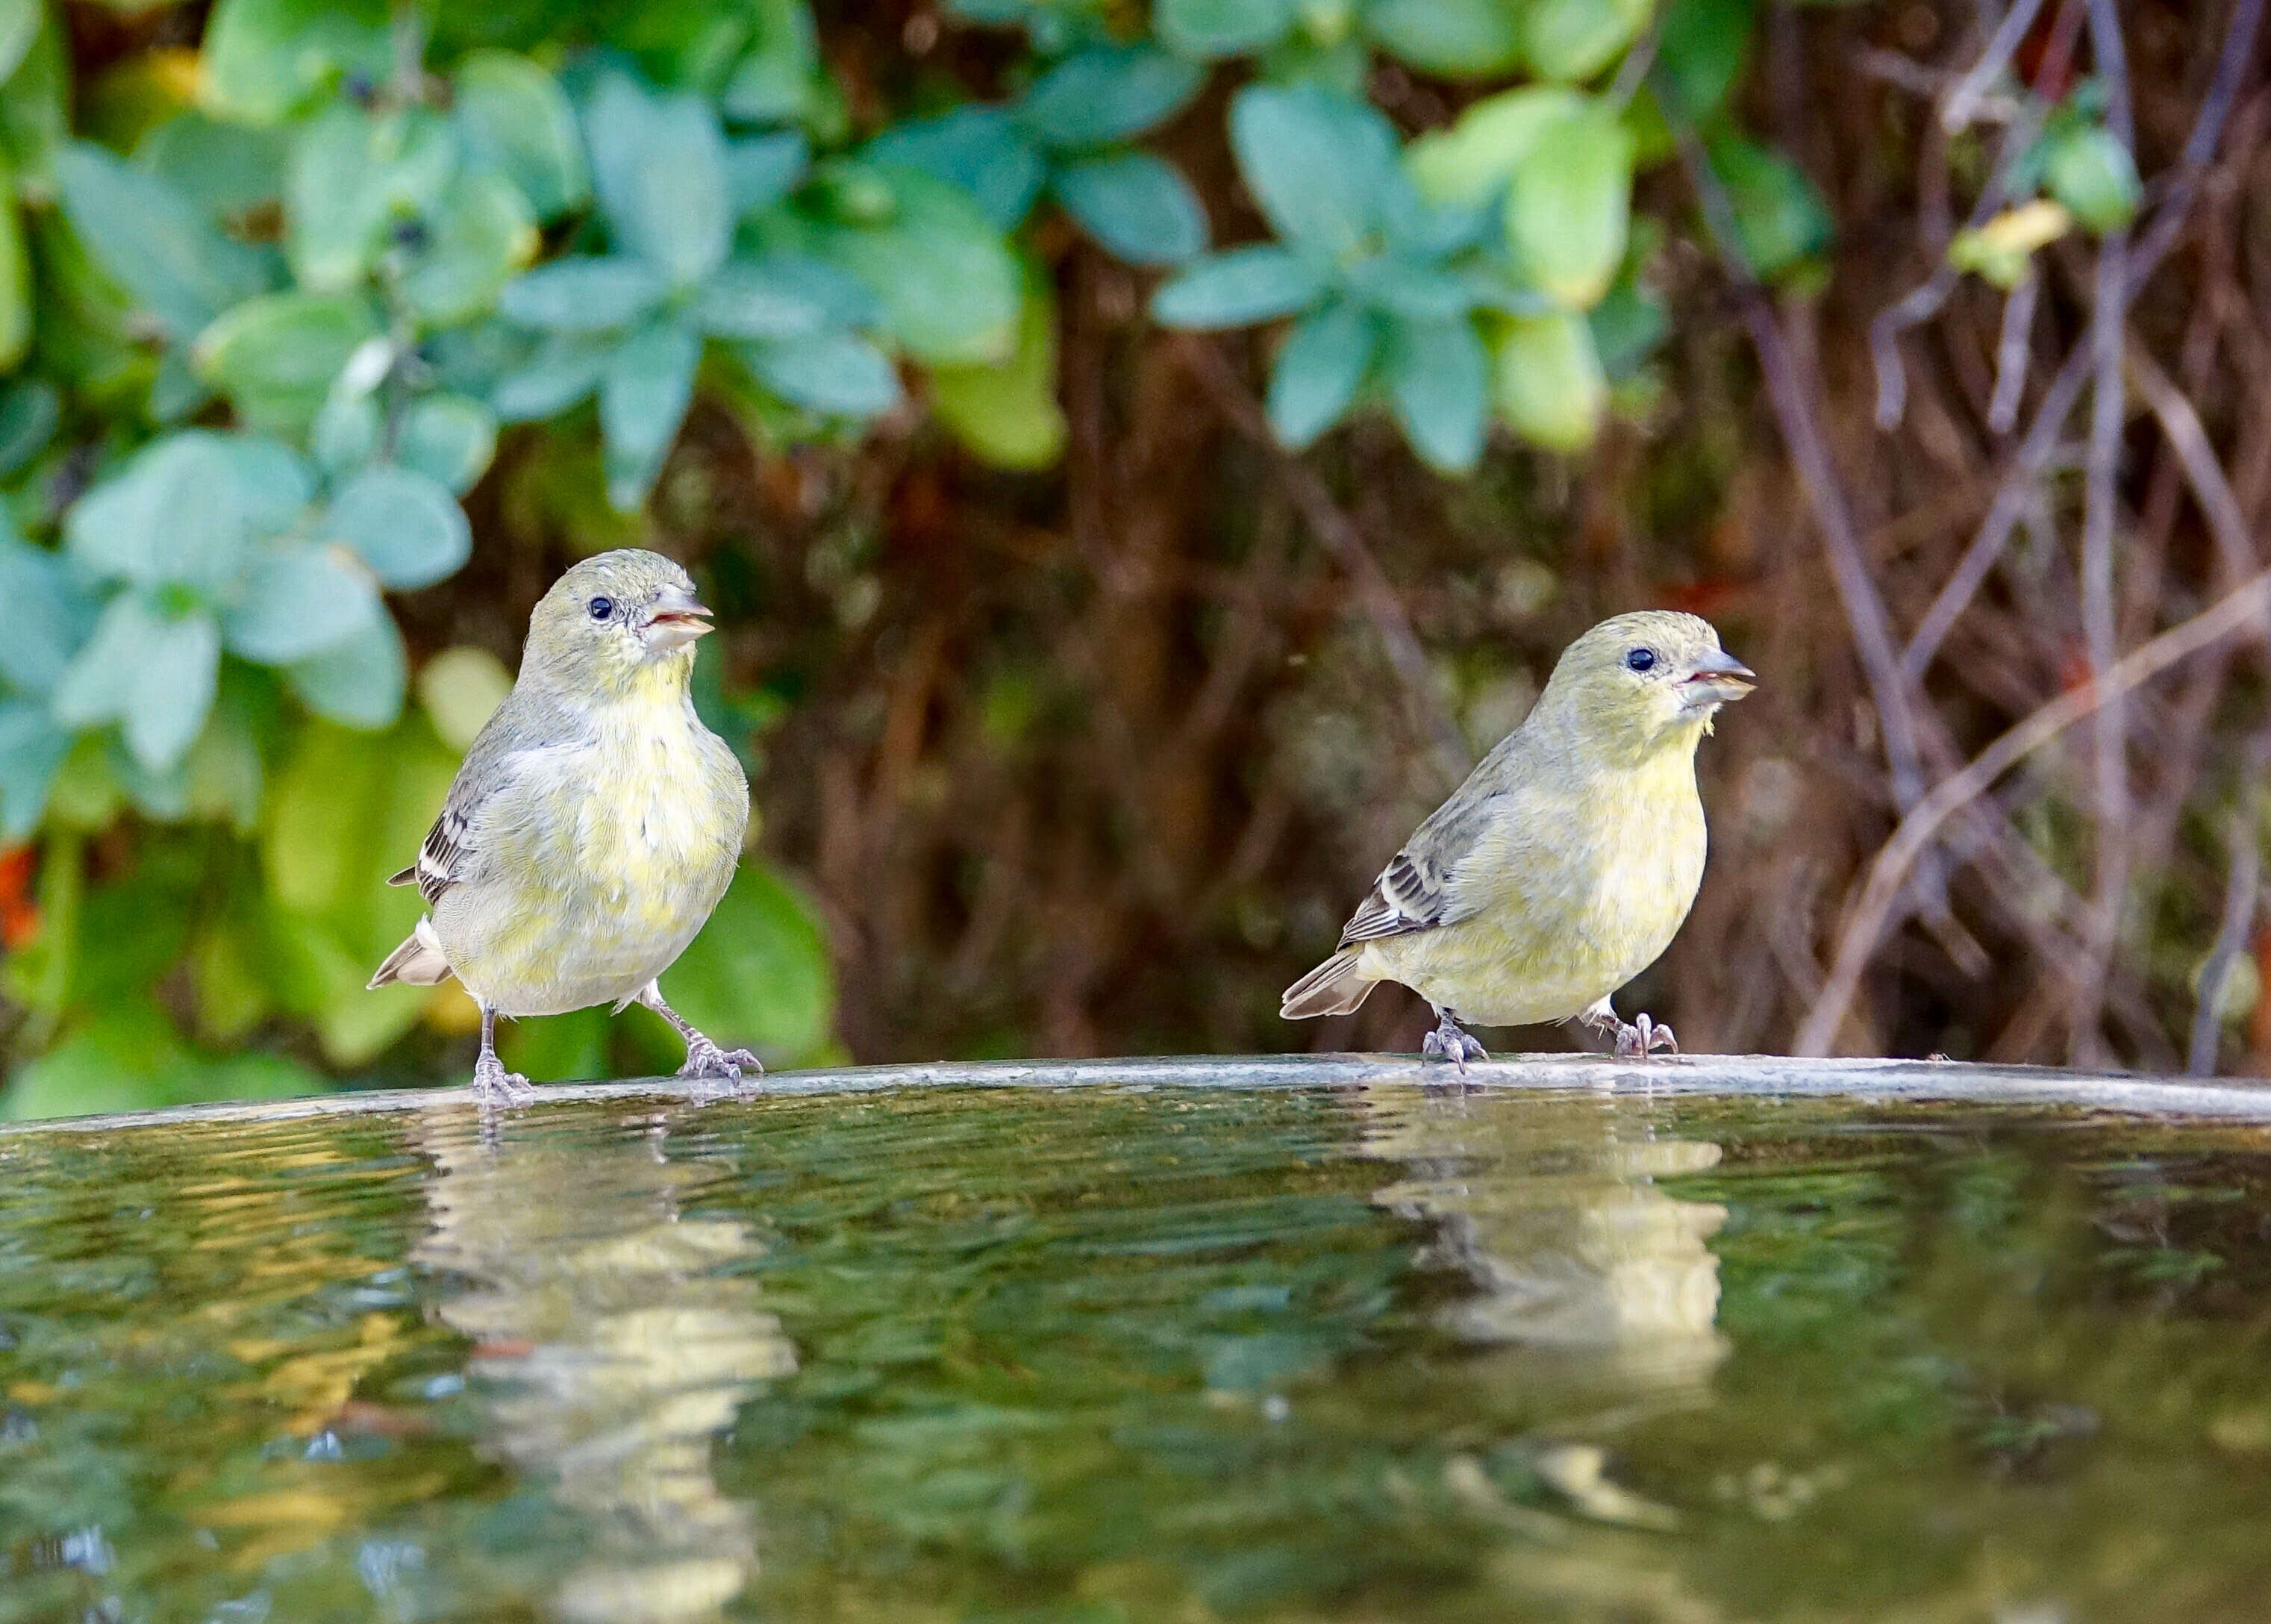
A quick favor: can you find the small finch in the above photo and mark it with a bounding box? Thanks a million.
[1281,610,1754,1064]
[369,549,757,1105]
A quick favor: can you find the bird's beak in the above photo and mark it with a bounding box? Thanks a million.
[640,584,713,652]
[1680,646,1755,709]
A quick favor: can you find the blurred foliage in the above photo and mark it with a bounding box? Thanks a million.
[0,0,2154,1114]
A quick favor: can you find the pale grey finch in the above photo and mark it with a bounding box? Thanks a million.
[368,549,757,1105]
[1281,610,1753,1065]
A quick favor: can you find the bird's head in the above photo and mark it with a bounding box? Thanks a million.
[521,549,713,702]
[1531,610,1754,765]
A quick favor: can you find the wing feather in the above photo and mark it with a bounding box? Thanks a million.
[1337,850,1454,945]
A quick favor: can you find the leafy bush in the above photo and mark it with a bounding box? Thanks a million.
[0,0,2143,1114]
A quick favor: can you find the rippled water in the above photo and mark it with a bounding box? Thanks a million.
[4,1079,2271,1623]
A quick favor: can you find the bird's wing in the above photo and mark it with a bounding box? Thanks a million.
[1336,783,1519,946]
[396,775,487,907]
[389,698,571,908]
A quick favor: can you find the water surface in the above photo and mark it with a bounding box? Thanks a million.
[4,1080,2270,1622]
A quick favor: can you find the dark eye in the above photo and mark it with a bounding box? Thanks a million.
[1625,647,1657,672]
[588,596,615,622]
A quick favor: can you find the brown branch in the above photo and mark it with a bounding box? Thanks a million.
[1173,334,1472,784]
[1796,562,2271,1055]
[1674,122,1929,817]
[2190,808,2262,1076]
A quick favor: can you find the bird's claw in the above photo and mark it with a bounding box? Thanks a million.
[1614,1012,1678,1060]
[1422,1012,1487,1073]
[472,1053,537,1107]
[678,1034,764,1099]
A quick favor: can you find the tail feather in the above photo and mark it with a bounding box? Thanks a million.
[1280,949,1378,1019]
[367,916,453,990]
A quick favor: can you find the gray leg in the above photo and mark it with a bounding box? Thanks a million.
[1578,998,1678,1060]
[472,1004,536,1106]
[1421,1007,1487,1072]
[639,983,763,1096]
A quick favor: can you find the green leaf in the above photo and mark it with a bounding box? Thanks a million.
[2045,125,2140,234]
[1341,254,1475,319]
[726,129,810,215]
[192,290,378,436]
[490,333,610,421]
[65,432,253,593]
[929,273,1066,469]
[813,166,1020,364]
[396,393,499,496]
[199,0,390,126]
[323,465,472,588]
[1051,153,1208,266]
[137,113,286,219]
[1152,244,1328,328]
[54,141,279,340]
[1490,309,1606,450]
[721,0,819,124]
[1230,83,1401,257]
[282,102,389,290]
[51,594,222,772]
[1590,276,1669,380]
[218,434,318,532]
[285,610,405,728]
[695,257,835,339]
[0,531,92,694]
[1266,298,1375,448]
[1365,0,1523,77]
[864,107,1045,233]
[0,375,54,476]
[0,0,48,86]
[0,697,69,837]
[0,12,65,192]
[1706,132,1832,279]
[585,70,731,288]
[399,166,539,325]
[1507,104,1631,308]
[746,331,902,419]
[222,545,381,663]
[659,863,835,1059]
[1523,0,1650,82]
[0,167,26,371]
[416,644,512,752]
[1158,0,1299,57]
[499,255,669,334]
[599,320,701,510]
[1385,315,1488,472]
[1016,46,1205,150]
[1406,87,1584,209]
[1656,0,1755,119]
[453,49,589,220]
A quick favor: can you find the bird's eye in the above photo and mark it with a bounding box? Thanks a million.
[1625,647,1657,672]
[588,596,615,622]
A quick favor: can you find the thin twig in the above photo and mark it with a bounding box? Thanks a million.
[1796,561,2271,1055]
[1943,0,2050,131]
[2189,810,2261,1075]
[2127,342,2260,588]
[2069,0,2134,1061]
[1987,269,2039,434]
[1173,334,1472,783]
[1674,122,1929,818]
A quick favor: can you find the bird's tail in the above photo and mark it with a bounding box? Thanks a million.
[1280,949,1377,1019]
[366,916,454,990]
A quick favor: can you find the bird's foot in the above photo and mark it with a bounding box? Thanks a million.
[678,1032,764,1099]
[472,1052,537,1107]
[1614,1012,1678,1060]
[1421,1011,1487,1073]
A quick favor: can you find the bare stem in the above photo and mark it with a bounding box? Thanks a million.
[2189,808,2262,1075]
[1796,563,2271,1056]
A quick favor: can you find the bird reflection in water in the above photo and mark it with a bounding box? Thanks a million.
[412,1114,796,1624]
[1360,1081,1731,1399]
